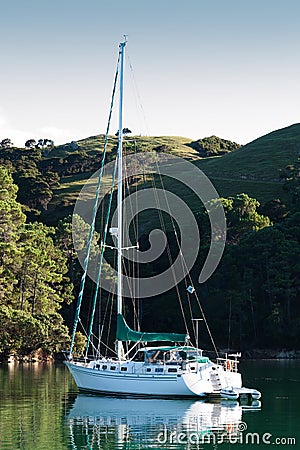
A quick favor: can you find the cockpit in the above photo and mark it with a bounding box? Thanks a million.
[131,346,209,364]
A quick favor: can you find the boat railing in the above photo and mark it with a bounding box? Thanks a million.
[216,357,239,372]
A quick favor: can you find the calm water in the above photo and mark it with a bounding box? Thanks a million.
[0,360,299,449]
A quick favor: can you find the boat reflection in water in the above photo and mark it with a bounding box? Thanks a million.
[66,394,261,449]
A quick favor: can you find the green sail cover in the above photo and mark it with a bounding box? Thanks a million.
[116,314,187,343]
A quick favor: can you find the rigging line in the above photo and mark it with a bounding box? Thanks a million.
[133,142,141,311]
[95,185,106,354]
[89,330,117,356]
[123,153,140,330]
[86,336,98,355]
[152,174,186,322]
[135,143,140,326]
[124,340,142,358]
[154,158,219,355]
[96,338,118,356]
[133,146,141,311]
[153,158,196,340]
[160,192,195,337]
[151,168,190,335]
[78,317,99,354]
[84,155,118,356]
[98,286,115,350]
[121,260,139,325]
[70,49,121,355]
[78,318,88,337]
[99,292,110,344]
[105,285,115,357]
[194,291,219,357]
[127,53,150,136]
[96,281,102,357]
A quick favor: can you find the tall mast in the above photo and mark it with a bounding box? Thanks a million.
[116,37,127,359]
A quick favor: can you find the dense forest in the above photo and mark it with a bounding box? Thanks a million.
[0,125,299,360]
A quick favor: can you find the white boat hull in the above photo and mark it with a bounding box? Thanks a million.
[65,360,242,398]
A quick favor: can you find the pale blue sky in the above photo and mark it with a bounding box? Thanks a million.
[1,0,299,146]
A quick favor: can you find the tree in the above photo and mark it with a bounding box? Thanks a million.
[115,128,132,136]
[55,214,100,286]
[0,306,44,356]
[0,167,26,303]
[0,306,70,356]
[0,144,57,216]
[188,135,240,157]
[15,222,73,314]
[0,169,73,357]
[282,158,300,205]
[35,139,54,155]
[238,226,300,343]
[259,199,287,222]
[203,212,300,350]
[16,176,53,211]
[0,138,13,148]
[25,139,37,149]
[72,331,87,356]
[220,193,271,242]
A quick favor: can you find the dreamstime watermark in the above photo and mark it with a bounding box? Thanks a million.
[72,152,226,297]
[157,422,297,446]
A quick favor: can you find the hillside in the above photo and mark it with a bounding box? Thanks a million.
[45,126,300,351]
[1,126,300,355]
[45,124,300,222]
[198,123,300,180]
[51,135,200,160]
[188,135,241,157]
[45,135,200,222]
[196,123,300,203]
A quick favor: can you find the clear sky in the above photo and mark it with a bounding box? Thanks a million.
[1,0,300,146]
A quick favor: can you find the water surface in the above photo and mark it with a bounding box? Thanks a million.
[0,360,299,449]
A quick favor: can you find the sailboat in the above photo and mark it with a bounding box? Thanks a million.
[65,38,261,401]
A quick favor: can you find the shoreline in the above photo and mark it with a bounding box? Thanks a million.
[1,348,300,364]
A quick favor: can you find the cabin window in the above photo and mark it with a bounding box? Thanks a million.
[155,368,163,373]
[146,350,164,363]
[190,366,196,371]
[121,367,127,372]
[95,364,100,369]
[146,368,151,372]
[102,365,107,370]
[110,366,116,370]
[168,368,177,373]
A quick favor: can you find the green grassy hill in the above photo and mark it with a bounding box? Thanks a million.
[46,135,200,220]
[45,124,300,222]
[50,135,200,160]
[196,123,300,203]
[198,123,300,180]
